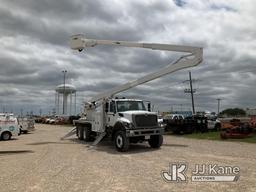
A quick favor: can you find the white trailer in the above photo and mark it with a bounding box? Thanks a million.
[0,113,20,141]
[63,34,203,152]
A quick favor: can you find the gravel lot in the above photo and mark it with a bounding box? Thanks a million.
[0,124,256,192]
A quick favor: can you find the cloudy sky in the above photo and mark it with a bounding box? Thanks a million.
[0,0,255,115]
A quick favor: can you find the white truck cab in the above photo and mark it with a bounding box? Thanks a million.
[0,113,20,141]
[106,98,161,136]
[74,98,164,152]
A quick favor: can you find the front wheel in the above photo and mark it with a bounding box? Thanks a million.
[148,135,163,148]
[114,131,130,152]
[1,132,11,141]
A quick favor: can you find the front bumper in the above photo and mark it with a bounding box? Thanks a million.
[126,127,164,137]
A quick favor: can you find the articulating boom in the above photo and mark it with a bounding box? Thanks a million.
[70,34,203,102]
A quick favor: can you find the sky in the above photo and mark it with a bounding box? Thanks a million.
[0,0,255,115]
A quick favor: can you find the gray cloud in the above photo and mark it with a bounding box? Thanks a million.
[0,0,256,115]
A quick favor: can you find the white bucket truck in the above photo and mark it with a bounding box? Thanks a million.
[63,34,203,152]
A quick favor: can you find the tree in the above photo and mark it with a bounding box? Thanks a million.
[219,108,246,117]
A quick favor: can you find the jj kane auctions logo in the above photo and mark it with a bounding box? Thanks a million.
[162,163,240,182]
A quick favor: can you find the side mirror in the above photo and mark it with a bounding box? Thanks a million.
[105,102,109,113]
[148,103,151,112]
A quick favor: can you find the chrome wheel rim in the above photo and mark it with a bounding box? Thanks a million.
[116,135,123,148]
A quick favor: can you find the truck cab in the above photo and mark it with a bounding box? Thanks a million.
[0,113,20,141]
[75,98,164,152]
[106,98,163,135]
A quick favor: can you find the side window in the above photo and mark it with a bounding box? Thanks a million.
[110,102,116,113]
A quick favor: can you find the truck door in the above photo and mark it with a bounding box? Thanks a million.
[107,101,116,127]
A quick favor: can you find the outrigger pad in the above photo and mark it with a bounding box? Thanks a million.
[92,132,106,146]
[61,127,77,140]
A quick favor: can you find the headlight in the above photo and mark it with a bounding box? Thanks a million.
[123,122,134,129]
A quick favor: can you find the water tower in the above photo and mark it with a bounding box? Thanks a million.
[55,84,76,115]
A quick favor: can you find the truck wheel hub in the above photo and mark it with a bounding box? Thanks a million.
[116,135,123,147]
[3,133,9,140]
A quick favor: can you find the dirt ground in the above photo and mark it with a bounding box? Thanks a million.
[0,124,255,192]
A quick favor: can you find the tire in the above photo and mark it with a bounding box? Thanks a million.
[148,135,163,148]
[114,130,130,152]
[24,130,28,134]
[77,127,84,140]
[1,132,11,141]
[83,126,91,142]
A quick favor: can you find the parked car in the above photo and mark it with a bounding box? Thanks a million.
[158,115,164,127]
[206,116,221,130]
[164,114,208,134]
[163,114,185,120]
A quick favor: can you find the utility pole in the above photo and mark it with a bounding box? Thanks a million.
[184,72,196,114]
[217,98,222,115]
[62,70,67,114]
[189,71,195,114]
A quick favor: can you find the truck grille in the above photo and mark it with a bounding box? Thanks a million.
[134,114,158,128]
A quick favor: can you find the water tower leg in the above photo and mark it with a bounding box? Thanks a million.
[55,92,57,114]
[74,92,76,115]
[63,93,68,115]
[57,93,60,115]
[70,92,72,115]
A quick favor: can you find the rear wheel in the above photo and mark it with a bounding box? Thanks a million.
[114,131,130,152]
[77,127,84,140]
[1,132,11,141]
[148,135,163,148]
[83,126,91,142]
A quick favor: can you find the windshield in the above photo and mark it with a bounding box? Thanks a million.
[116,101,146,112]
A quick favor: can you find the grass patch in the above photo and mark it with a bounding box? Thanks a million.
[184,131,220,140]
[183,131,256,143]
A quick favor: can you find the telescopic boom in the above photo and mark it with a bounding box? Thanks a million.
[70,34,203,102]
